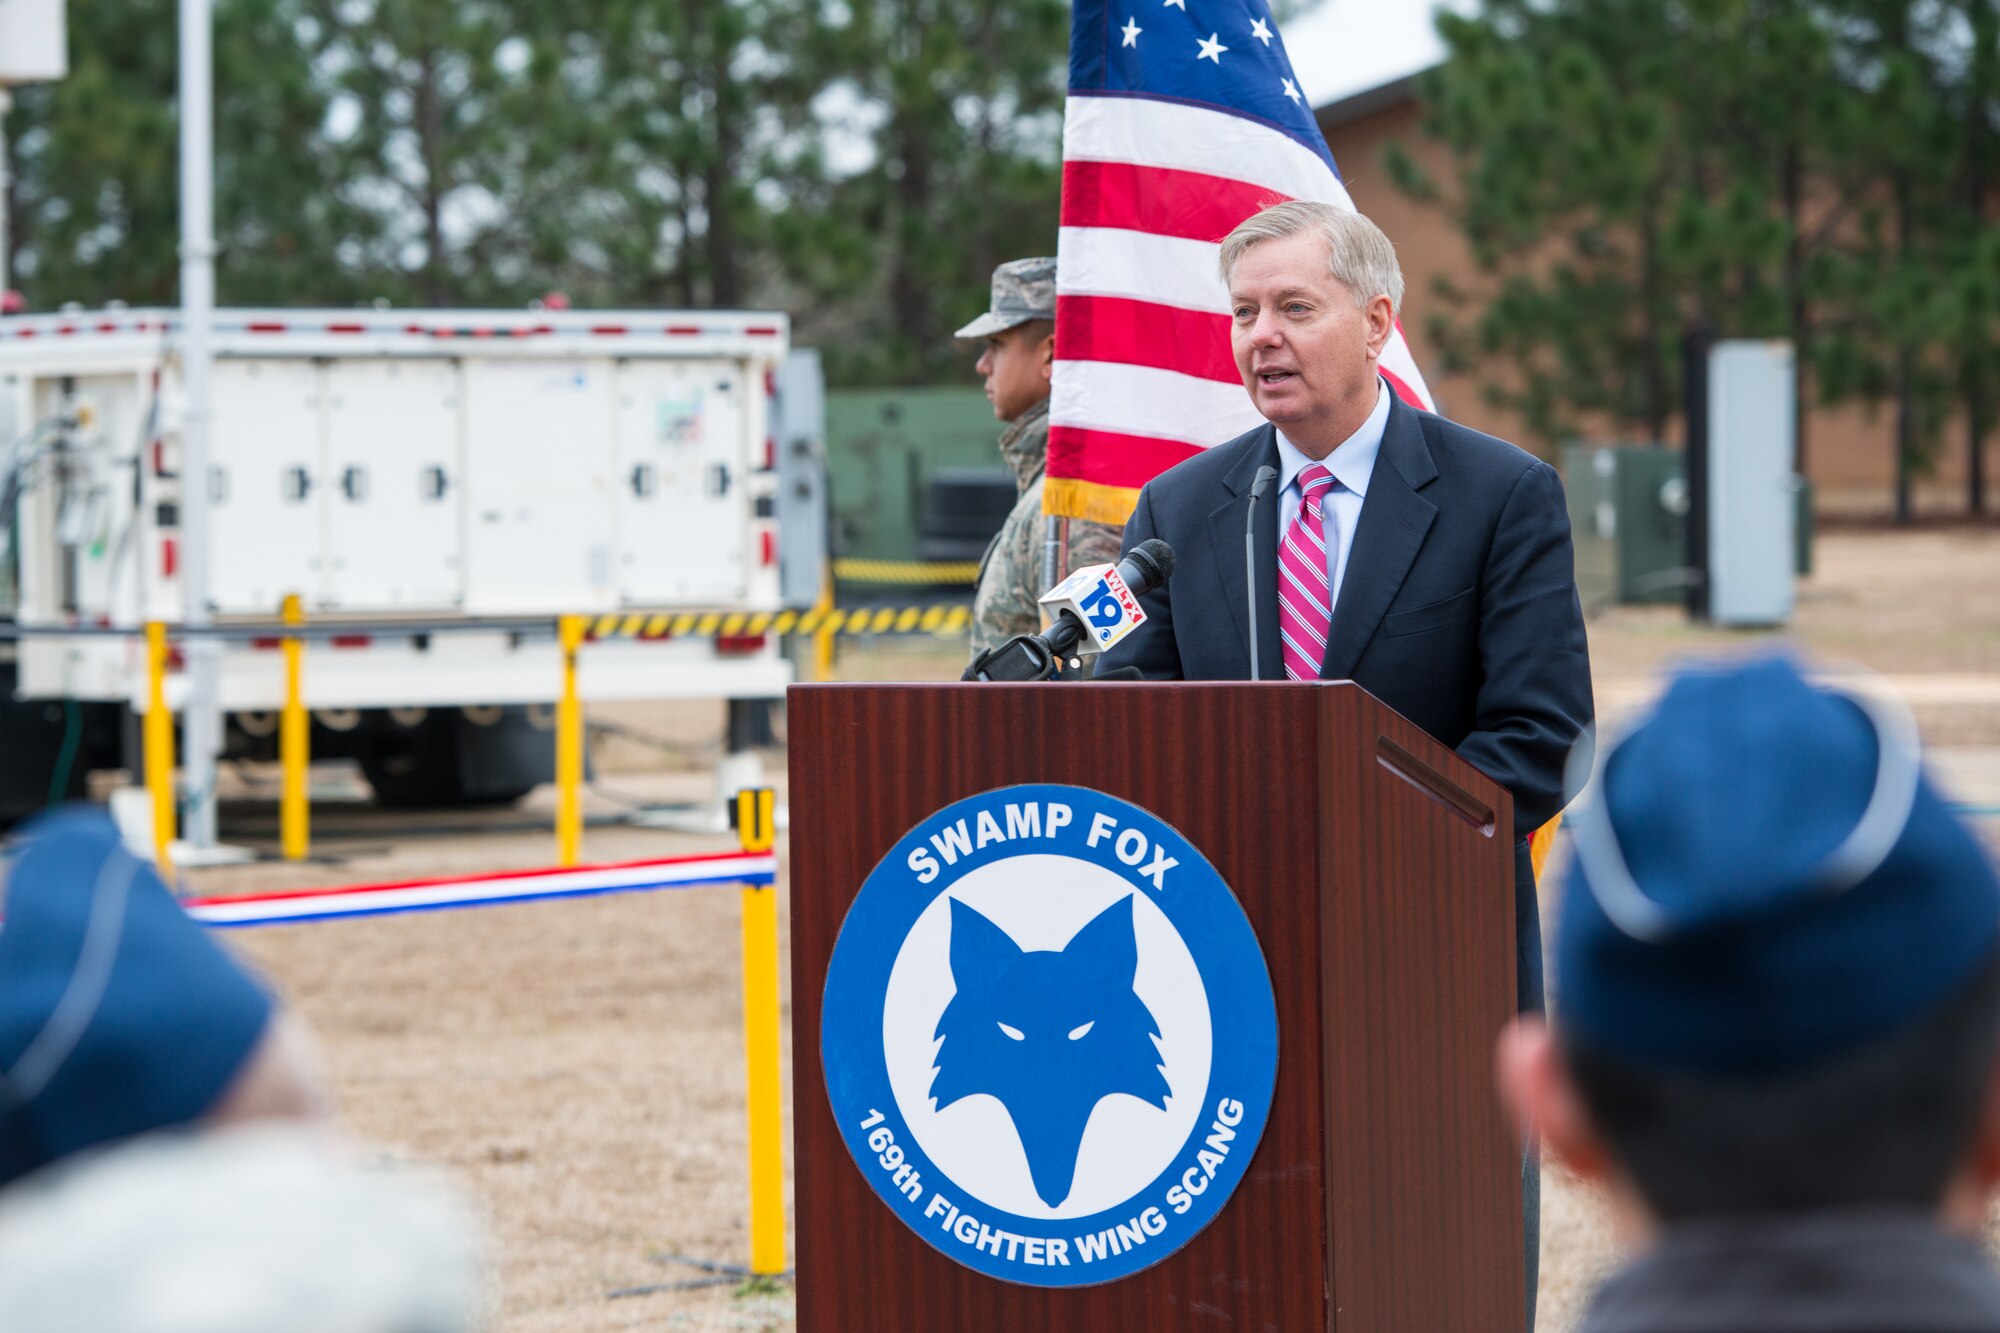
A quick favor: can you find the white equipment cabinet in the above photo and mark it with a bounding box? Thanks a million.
[0,308,794,722]
[324,358,463,611]
[1706,340,1797,628]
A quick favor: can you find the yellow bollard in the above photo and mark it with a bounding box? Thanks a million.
[812,567,836,683]
[143,622,176,874]
[280,594,310,861]
[556,614,586,867]
[735,786,786,1275]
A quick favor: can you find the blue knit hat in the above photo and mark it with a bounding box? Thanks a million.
[0,808,273,1185]
[1556,653,2000,1076]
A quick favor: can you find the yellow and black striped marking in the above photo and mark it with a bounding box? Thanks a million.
[584,604,971,641]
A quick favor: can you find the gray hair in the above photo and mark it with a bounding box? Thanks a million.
[1218,201,1405,317]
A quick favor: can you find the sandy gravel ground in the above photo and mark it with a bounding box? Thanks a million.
[179,528,1996,1333]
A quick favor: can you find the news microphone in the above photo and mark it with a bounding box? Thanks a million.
[1245,466,1278,681]
[962,539,1177,682]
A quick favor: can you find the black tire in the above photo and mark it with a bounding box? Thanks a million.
[356,708,549,809]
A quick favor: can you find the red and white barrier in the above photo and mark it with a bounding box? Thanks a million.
[183,850,777,927]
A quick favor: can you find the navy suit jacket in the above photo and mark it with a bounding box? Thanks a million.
[1097,394,1593,1011]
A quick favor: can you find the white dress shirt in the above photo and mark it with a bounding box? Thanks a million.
[1274,376,1390,617]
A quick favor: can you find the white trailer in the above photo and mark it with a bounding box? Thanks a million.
[0,306,809,810]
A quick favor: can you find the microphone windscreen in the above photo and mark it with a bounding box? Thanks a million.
[1128,538,1176,590]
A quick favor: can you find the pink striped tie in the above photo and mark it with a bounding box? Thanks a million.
[1278,464,1336,682]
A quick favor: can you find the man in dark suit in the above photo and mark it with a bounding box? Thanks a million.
[1099,200,1591,1014]
[1097,200,1590,1328]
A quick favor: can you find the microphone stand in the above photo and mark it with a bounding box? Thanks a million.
[961,612,1089,682]
[1245,466,1278,681]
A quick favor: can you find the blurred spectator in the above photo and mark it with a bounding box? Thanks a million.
[0,1124,488,1333]
[1499,654,2000,1331]
[0,807,329,1187]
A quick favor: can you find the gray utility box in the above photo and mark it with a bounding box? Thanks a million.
[1562,444,1688,608]
[1707,340,1798,627]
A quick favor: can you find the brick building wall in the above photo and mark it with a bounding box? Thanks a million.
[1322,98,1997,518]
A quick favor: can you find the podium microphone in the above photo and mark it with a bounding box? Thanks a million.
[1245,466,1278,681]
[962,539,1176,682]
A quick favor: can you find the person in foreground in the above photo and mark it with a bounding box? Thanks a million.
[0,806,330,1185]
[1499,652,2000,1333]
[0,1123,488,1333]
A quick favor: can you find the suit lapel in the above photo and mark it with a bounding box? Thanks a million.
[1205,426,1282,679]
[1319,397,1439,681]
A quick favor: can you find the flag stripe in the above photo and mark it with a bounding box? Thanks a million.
[1048,426,1205,490]
[1061,160,1294,245]
[1063,94,1354,210]
[1058,227,1230,313]
[1053,361,1261,448]
[1379,361,1426,410]
[1057,295,1239,384]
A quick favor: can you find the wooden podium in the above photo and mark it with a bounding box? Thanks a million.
[787,681,1522,1331]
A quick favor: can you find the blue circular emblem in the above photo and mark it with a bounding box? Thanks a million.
[821,784,1279,1286]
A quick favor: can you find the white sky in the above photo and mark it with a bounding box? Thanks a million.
[1278,0,1461,110]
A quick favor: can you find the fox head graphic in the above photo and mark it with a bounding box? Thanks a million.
[930,895,1172,1208]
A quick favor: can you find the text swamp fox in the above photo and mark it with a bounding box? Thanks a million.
[906,801,1180,891]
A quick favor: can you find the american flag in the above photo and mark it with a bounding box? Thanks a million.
[1045,0,1436,525]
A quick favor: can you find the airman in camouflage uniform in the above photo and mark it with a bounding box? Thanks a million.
[957,257,1124,660]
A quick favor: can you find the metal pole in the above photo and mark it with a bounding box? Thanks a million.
[1,89,13,300]
[280,593,309,861]
[555,613,585,866]
[734,786,786,1275]
[178,0,223,849]
[144,622,176,873]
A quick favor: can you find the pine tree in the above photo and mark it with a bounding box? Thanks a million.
[5,0,352,308]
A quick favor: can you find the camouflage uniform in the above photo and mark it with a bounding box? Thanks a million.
[970,398,1125,657]
[958,257,1125,659]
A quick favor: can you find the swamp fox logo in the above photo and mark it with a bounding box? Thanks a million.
[930,895,1171,1207]
[821,784,1278,1285]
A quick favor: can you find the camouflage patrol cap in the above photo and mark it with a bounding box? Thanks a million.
[954,257,1058,339]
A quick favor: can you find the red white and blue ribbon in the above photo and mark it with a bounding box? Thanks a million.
[183,850,777,928]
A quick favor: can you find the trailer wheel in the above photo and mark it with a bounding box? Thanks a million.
[357,708,550,808]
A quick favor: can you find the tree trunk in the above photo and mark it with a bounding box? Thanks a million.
[674,190,698,308]
[1638,203,1668,443]
[1893,168,1914,525]
[1781,146,1811,477]
[888,0,936,380]
[1964,0,1994,516]
[697,4,742,308]
[891,114,934,378]
[1969,362,1989,518]
[417,42,447,307]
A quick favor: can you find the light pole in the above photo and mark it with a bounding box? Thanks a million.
[177,0,226,854]
[1,87,12,301]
